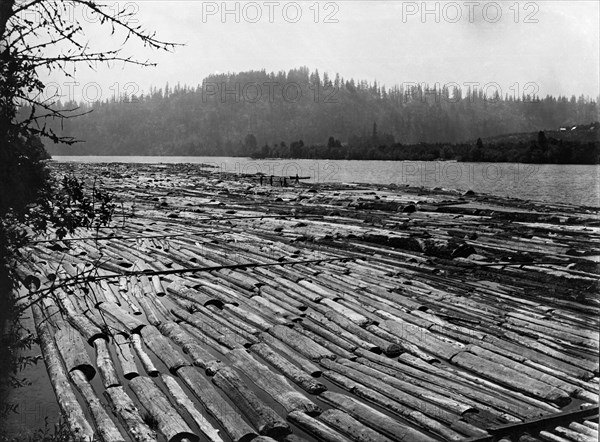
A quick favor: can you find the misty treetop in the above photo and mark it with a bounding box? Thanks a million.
[40,67,599,159]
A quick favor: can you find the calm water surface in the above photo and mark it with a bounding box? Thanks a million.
[55,156,600,207]
[3,156,598,435]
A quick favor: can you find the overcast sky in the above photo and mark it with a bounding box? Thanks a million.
[43,1,599,103]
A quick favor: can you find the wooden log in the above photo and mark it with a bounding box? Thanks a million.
[100,279,121,304]
[318,408,395,442]
[167,279,222,307]
[298,318,357,353]
[131,333,159,377]
[140,325,190,373]
[468,345,580,396]
[33,305,95,440]
[287,411,352,442]
[398,352,557,416]
[554,426,597,442]
[354,350,522,421]
[319,298,370,325]
[99,302,145,333]
[569,422,598,438]
[321,369,463,441]
[172,307,246,350]
[305,311,378,353]
[320,358,460,426]
[252,295,295,317]
[205,304,261,335]
[54,326,96,381]
[55,288,106,344]
[212,366,291,437]
[192,305,258,347]
[268,324,335,360]
[223,303,273,331]
[160,374,224,442]
[228,347,321,415]
[364,324,438,363]
[259,332,323,376]
[159,321,215,369]
[138,296,163,326]
[180,322,230,355]
[259,285,307,311]
[94,337,121,388]
[319,391,437,442]
[273,276,322,302]
[153,275,166,296]
[177,366,257,442]
[323,311,401,357]
[129,376,199,442]
[294,325,357,360]
[451,351,571,406]
[70,369,125,441]
[251,342,327,394]
[283,435,311,442]
[335,357,476,416]
[104,386,157,442]
[379,318,464,360]
[113,333,139,379]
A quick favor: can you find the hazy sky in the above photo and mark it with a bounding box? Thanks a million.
[42,1,599,103]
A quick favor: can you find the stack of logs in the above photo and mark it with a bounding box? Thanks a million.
[16,162,599,442]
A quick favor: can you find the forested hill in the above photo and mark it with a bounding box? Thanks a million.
[44,67,599,159]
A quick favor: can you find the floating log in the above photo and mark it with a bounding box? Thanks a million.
[319,391,437,442]
[250,342,327,394]
[94,337,121,388]
[228,347,321,415]
[268,324,335,361]
[180,321,230,355]
[298,317,358,353]
[177,366,257,442]
[55,288,106,344]
[33,305,95,440]
[321,368,464,441]
[318,408,395,442]
[212,366,291,437]
[113,333,139,379]
[140,324,189,373]
[167,279,223,307]
[129,376,199,442]
[294,325,357,360]
[138,296,163,326]
[305,311,378,353]
[54,326,96,381]
[131,333,159,376]
[259,332,322,376]
[321,358,464,427]
[70,369,125,441]
[100,279,121,304]
[287,411,352,442]
[323,310,401,357]
[172,307,247,350]
[104,386,157,442]
[159,321,215,369]
[451,350,571,406]
[152,275,166,296]
[160,374,224,442]
[283,435,311,442]
[99,302,145,333]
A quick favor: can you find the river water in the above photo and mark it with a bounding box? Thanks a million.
[3,156,598,436]
[53,156,599,207]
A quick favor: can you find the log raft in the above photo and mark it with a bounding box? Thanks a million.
[19,161,599,442]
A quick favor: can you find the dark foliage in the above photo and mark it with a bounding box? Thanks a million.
[43,68,599,160]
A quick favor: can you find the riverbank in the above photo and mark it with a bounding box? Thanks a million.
[8,161,599,441]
